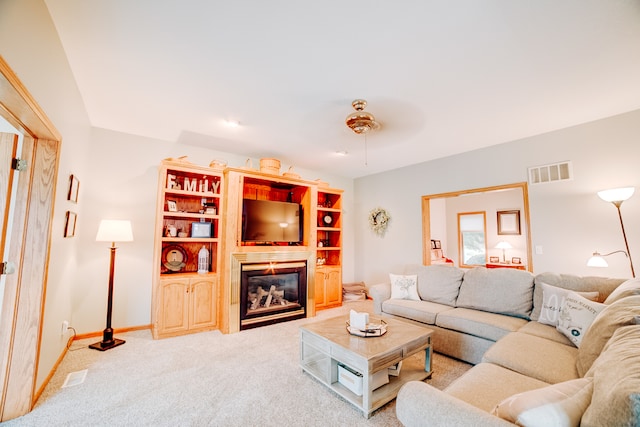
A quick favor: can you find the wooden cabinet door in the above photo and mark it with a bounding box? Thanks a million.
[159,278,190,335]
[315,269,326,307]
[325,267,342,306]
[189,276,217,329]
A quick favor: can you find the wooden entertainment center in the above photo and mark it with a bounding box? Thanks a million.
[151,158,343,338]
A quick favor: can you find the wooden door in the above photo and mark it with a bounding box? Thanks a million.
[189,276,216,329]
[0,133,18,264]
[314,269,326,307]
[325,267,342,306]
[158,278,190,335]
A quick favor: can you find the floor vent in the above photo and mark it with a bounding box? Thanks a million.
[528,161,572,185]
[62,369,87,388]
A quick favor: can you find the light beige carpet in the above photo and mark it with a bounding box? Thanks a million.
[3,301,471,426]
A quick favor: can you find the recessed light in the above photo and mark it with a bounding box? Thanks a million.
[224,120,240,128]
[334,150,348,156]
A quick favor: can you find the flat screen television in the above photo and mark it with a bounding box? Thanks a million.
[242,199,302,244]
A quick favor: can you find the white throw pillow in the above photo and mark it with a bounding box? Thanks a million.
[538,283,599,326]
[555,292,605,347]
[389,274,420,301]
[491,377,593,427]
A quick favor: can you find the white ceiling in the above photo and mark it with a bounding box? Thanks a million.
[44,0,640,179]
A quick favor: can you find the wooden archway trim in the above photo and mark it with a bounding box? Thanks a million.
[0,55,61,421]
[421,182,533,271]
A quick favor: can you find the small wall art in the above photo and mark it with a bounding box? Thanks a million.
[497,210,521,235]
[67,174,80,203]
[64,211,77,237]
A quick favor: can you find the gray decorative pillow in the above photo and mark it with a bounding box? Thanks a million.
[415,265,464,306]
[456,267,534,318]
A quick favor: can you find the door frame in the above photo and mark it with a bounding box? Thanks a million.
[0,55,61,421]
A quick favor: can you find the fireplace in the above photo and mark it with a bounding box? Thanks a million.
[240,261,307,330]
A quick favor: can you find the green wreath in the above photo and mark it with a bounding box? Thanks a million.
[369,207,390,236]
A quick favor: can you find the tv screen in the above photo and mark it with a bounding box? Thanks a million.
[242,199,302,243]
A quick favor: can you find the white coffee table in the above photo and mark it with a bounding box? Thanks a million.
[300,315,432,418]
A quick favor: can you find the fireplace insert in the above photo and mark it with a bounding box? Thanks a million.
[240,261,307,329]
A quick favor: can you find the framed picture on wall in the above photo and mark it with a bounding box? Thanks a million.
[497,210,521,235]
[67,174,80,203]
[430,239,436,249]
[434,240,441,249]
[64,211,77,237]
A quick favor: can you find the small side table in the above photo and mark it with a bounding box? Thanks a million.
[486,262,526,270]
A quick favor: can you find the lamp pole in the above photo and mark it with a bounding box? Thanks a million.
[613,201,635,278]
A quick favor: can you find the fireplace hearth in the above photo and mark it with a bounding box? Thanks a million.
[240,261,307,329]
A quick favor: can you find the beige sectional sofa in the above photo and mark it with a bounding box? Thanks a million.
[369,265,640,426]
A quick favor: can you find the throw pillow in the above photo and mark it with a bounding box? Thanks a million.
[575,294,640,376]
[491,377,593,427]
[603,278,640,304]
[538,283,599,326]
[389,274,420,301]
[555,292,605,347]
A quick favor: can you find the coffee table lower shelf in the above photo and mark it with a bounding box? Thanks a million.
[302,352,430,417]
[300,323,432,418]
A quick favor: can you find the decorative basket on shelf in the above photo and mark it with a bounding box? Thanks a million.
[260,158,281,175]
[282,166,300,179]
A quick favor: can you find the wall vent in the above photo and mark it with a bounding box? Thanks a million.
[528,161,573,185]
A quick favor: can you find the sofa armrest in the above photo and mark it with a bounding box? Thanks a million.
[369,282,391,314]
[396,381,514,427]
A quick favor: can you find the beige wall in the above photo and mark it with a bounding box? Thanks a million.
[355,109,640,286]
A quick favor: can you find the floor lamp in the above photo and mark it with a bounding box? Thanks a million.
[89,219,134,351]
[596,187,635,278]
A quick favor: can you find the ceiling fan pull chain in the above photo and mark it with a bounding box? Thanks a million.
[365,134,368,166]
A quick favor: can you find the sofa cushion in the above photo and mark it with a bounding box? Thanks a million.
[517,321,573,346]
[576,294,640,376]
[537,282,599,326]
[555,292,605,347]
[381,299,453,325]
[603,277,640,304]
[389,274,420,301]
[415,265,464,306]
[456,267,534,319]
[530,273,624,321]
[436,308,528,342]
[491,377,593,427]
[483,332,579,384]
[582,325,640,427]
[445,362,549,413]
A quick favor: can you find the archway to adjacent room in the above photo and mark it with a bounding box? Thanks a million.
[421,182,533,272]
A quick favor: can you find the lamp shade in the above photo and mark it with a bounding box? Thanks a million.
[587,253,608,268]
[597,187,635,203]
[495,241,512,250]
[96,220,133,242]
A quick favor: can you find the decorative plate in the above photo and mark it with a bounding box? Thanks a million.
[162,245,187,272]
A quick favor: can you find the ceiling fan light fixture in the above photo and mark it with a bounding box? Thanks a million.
[345,99,380,134]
